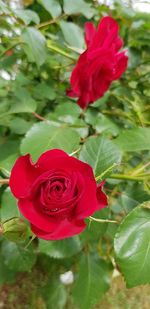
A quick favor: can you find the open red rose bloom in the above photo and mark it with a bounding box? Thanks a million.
[10,149,107,240]
[67,16,128,109]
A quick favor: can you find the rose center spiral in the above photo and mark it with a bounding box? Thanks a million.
[38,174,80,217]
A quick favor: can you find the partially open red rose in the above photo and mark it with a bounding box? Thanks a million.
[10,149,107,240]
[67,16,128,109]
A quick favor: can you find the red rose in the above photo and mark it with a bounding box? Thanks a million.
[67,16,128,109]
[10,149,107,240]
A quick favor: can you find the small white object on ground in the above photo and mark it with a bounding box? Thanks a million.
[60,270,74,285]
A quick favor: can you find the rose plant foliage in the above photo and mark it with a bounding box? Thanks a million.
[0,0,150,308]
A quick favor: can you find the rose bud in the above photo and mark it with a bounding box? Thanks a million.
[10,149,107,240]
[67,16,128,109]
[2,217,28,242]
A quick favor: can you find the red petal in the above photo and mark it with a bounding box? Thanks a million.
[75,177,99,219]
[66,88,77,98]
[89,16,116,48]
[70,64,81,95]
[38,153,94,179]
[10,154,39,198]
[37,149,69,173]
[77,90,91,109]
[98,16,119,38]
[96,181,108,209]
[92,70,112,99]
[113,52,128,80]
[84,22,96,47]
[114,37,123,52]
[18,199,61,233]
[70,52,87,94]
[31,218,86,240]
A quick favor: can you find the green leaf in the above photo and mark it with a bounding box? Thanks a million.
[114,203,150,287]
[115,127,150,151]
[47,104,88,138]
[39,236,82,258]
[95,117,119,136]
[0,114,11,127]
[1,241,36,272]
[91,92,110,108]
[73,119,89,139]
[73,253,110,309]
[63,0,95,18]
[33,82,56,100]
[79,135,122,177]
[60,21,85,49]
[0,140,19,174]
[20,122,80,161]
[0,153,18,177]
[0,99,10,115]
[10,88,37,113]
[0,188,19,222]
[38,0,62,18]
[53,102,81,124]
[14,72,31,87]
[119,193,139,212]
[80,208,109,244]
[14,9,40,25]
[9,117,33,135]
[0,140,19,162]
[0,253,17,285]
[85,110,119,136]
[118,183,150,213]
[41,279,67,309]
[21,27,47,66]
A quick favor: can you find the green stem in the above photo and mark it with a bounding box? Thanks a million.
[95,163,117,182]
[36,13,66,29]
[89,216,119,224]
[135,173,150,177]
[32,112,48,122]
[25,234,36,249]
[131,162,150,176]
[69,148,81,156]
[109,174,145,181]
[0,179,9,185]
[47,41,76,61]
